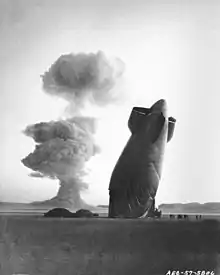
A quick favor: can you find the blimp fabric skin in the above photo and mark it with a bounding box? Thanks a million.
[108,99,175,218]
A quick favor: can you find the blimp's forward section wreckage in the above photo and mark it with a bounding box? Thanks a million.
[108,99,176,218]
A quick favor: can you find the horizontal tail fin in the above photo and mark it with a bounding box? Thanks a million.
[167,117,176,142]
[128,107,151,133]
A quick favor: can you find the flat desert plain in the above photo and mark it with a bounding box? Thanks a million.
[0,213,220,275]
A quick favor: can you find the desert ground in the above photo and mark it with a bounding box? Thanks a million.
[0,210,220,275]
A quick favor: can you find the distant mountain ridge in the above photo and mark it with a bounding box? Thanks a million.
[98,202,220,214]
[1,202,220,214]
[159,202,220,214]
[97,205,109,208]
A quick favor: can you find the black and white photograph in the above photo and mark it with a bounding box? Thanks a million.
[0,0,219,274]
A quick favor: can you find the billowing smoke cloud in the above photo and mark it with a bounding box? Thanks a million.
[42,50,125,112]
[22,51,125,209]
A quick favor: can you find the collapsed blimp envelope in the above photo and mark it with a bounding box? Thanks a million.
[108,99,176,218]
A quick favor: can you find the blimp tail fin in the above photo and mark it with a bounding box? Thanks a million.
[128,107,151,134]
[167,117,176,142]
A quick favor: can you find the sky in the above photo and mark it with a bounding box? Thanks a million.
[0,0,220,206]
